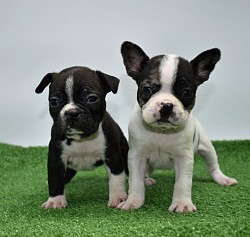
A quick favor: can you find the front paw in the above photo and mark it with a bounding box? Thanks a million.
[108,192,128,208]
[116,195,144,210]
[42,195,68,209]
[169,199,197,213]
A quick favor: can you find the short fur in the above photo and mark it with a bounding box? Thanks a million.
[117,41,237,212]
[36,66,128,208]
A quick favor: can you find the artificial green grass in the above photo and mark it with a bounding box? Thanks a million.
[0,141,249,237]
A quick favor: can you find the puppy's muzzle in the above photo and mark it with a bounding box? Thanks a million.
[159,102,173,122]
[65,109,81,120]
[65,109,84,128]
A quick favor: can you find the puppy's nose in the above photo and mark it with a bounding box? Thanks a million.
[65,109,81,119]
[160,102,173,117]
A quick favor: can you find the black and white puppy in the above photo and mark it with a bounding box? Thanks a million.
[117,41,238,212]
[36,66,128,208]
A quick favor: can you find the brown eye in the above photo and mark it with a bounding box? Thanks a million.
[142,85,153,95]
[182,88,193,98]
[49,98,60,107]
[86,94,99,104]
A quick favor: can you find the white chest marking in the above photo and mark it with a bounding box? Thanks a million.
[159,55,179,92]
[61,126,106,171]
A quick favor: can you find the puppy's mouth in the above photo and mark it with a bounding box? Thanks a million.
[157,117,172,124]
[156,119,179,128]
[144,116,181,130]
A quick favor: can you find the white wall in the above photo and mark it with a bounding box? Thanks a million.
[0,0,249,147]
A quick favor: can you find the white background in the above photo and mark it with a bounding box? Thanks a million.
[0,0,249,147]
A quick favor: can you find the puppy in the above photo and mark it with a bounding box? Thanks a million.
[36,66,128,208]
[117,41,238,212]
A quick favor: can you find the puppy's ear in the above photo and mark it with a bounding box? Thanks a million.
[121,41,149,79]
[190,48,221,86]
[35,73,56,93]
[96,71,120,94]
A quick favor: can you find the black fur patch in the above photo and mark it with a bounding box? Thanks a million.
[173,58,197,111]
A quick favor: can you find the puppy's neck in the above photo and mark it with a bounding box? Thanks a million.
[65,123,102,144]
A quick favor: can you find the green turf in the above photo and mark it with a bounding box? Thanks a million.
[0,141,249,237]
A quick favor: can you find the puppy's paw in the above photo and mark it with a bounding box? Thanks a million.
[116,196,144,210]
[108,192,128,208]
[169,199,197,213]
[212,172,238,186]
[218,177,238,186]
[145,177,156,186]
[42,195,68,209]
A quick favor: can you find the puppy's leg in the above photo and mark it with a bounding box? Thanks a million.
[104,143,127,207]
[117,149,147,210]
[169,154,197,213]
[42,142,68,209]
[145,164,156,186]
[64,168,77,184]
[105,167,127,208]
[197,121,238,186]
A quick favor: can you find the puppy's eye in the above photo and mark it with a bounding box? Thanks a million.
[49,98,60,107]
[142,85,153,95]
[87,94,99,104]
[182,88,193,98]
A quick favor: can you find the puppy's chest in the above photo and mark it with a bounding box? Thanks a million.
[147,133,192,170]
[149,147,174,169]
[61,135,106,171]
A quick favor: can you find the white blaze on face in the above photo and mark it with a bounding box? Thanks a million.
[142,55,189,128]
[65,76,74,103]
[159,54,179,92]
[60,76,79,120]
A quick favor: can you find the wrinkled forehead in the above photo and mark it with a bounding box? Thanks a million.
[140,55,193,89]
[50,67,103,93]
